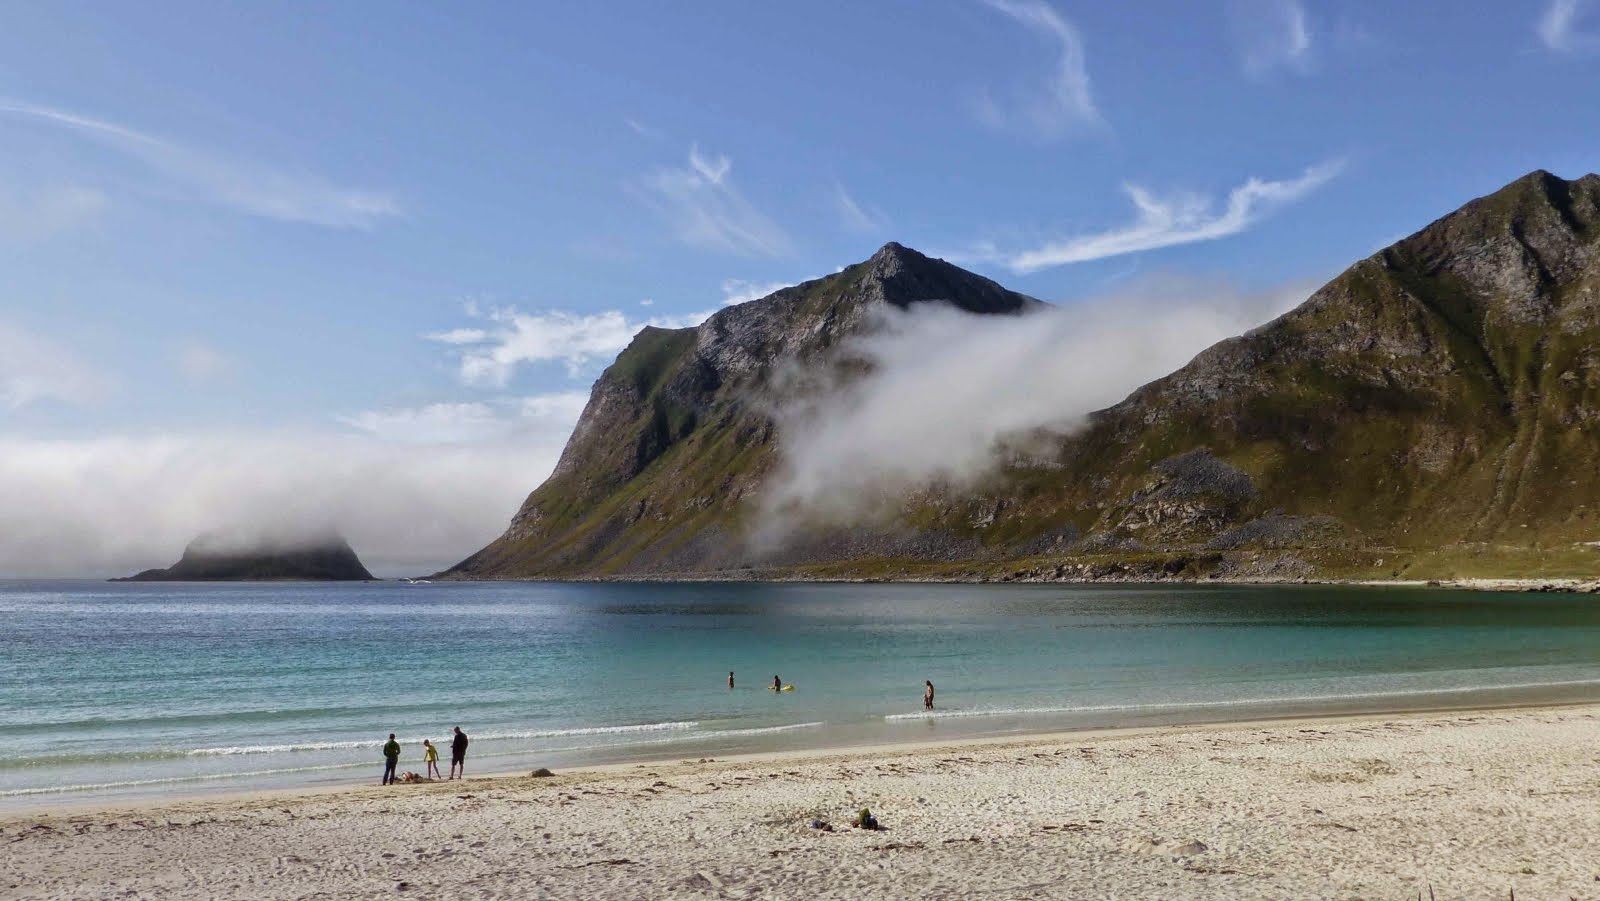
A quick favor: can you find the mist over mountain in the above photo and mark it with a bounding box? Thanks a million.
[443,170,1600,583]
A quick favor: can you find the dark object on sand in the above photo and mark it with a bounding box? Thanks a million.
[808,818,834,832]
[852,808,880,830]
[530,767,555,777]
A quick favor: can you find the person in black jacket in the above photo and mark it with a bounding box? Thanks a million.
[449,726,469,779]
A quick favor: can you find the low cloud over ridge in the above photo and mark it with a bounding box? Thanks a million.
[760,275,1313,528]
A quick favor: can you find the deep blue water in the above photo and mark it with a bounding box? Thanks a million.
[4,579,1600,808]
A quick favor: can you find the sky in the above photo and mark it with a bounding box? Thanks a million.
[1,0,1598,576]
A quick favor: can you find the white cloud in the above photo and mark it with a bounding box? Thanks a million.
[0,320,112,410]
[758,276,1313,533]
[338,392,589,445]
[833,183,888,234]
[687,145,731,185]
[0,100,400,229]
[0,428,576,577]
[966,160,1343,274]
[634,145,792,257]
[625,118,665,140]
[1538,0,1599,52]
[0,184,107,239]
[975,0,1102,137]
[431,304,718,387]
[1229,0,1313,75]
[721,278,797,306]
[426,327,490,345]
[175,341,234,382]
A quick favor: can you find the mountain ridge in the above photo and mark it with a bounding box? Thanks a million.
[443,169,1600,583]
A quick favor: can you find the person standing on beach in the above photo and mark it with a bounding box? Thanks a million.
[422,738,441,780]
[449,726,469,779]
[924,680,935,710]
[728,671,735,689]
[381,733,401,785]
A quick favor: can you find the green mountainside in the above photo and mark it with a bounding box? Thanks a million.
[444,171,1600,582]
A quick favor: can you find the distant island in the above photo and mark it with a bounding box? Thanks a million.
[115,533,375,581]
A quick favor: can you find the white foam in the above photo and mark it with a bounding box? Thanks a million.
[0,761,369,797]
[185,721,702,756]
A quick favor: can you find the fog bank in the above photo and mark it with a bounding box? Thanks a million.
[761,276,1312,527]
[0,431,568,578]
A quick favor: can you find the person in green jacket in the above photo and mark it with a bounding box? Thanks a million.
[381,733,401,785]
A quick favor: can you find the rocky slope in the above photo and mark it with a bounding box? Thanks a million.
[445,170,1600,582]
[118,534,376,581]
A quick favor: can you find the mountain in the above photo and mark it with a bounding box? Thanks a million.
[445,170,1600,582]
[444,242,1043,578]
[117,534,376,581]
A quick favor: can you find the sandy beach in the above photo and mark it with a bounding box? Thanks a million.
[4,705,1598,899]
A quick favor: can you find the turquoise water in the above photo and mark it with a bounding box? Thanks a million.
[5,579,1600,809]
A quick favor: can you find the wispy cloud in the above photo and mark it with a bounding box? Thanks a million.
[0,320,113,410]
[0,100,401,229]
[1538,0,1599,52]
[721,278,796,306]
[0,184,107,239]
[974,0,1102,138]
[633,144,792,257]
[962,160,1344,274]
[174,341,235,382]
[430,304,718,387]
[833,183,889,234]
[339,392,590,445]
[1229,0,1313,76]
[625,118,665,140]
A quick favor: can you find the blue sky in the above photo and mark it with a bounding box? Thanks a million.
[1,0,1597,574]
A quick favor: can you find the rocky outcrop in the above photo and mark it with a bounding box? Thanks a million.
[445,170,1600,582]
[117,534,375,581]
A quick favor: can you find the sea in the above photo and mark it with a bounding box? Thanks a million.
[5,579,1600,811]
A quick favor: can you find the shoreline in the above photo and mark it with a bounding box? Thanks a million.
[7,695,1598,824]
[6,703,1599,899]
[430,572,1600,592]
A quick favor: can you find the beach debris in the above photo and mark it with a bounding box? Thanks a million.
[808,819,834,832]
[530,768,555,778]
[851,808,881,830]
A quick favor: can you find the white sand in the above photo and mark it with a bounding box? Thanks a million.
[5,705,1599,899]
